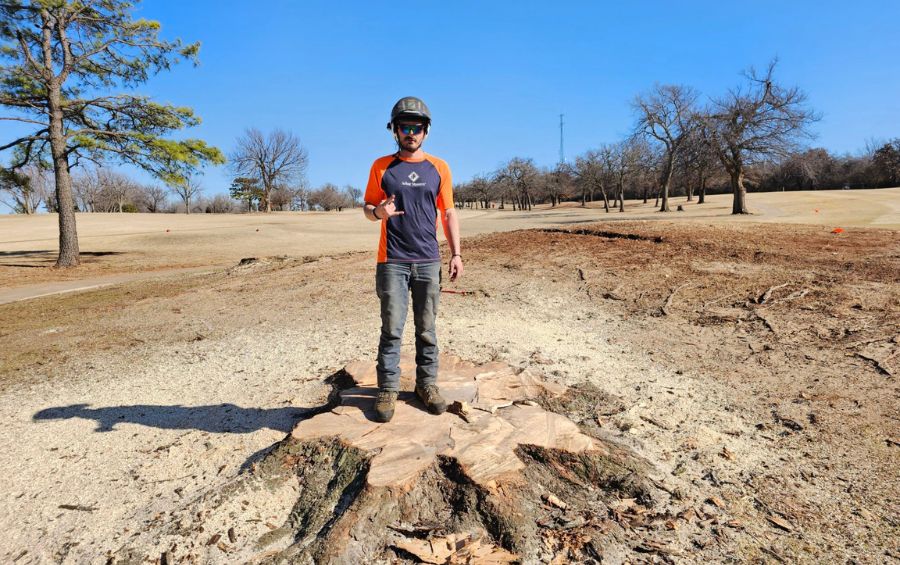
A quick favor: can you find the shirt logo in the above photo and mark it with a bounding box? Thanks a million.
[408,171,419,182]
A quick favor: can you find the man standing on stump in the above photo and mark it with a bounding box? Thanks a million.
[363,96,463,423]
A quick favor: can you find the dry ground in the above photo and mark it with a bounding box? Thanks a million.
[0,189,897,563]
[1,188,896,297]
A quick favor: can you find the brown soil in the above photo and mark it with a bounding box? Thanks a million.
[0,220,897,563]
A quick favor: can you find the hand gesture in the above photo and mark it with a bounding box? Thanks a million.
[376,195,404,220]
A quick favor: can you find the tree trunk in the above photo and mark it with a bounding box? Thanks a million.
[618,184,625,212]
[659,168,673,212]
[262,184,272,213]
[599,183,610,213]
[731,168,750,214]
[48,82,80,268]
[698,171,706,204]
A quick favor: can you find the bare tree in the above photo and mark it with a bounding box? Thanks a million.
[0,164,49,213]
[470,175,492,209]
[97,169,138,212]
[291,185,310,211]
[308,183,347,211]
[872,139,900,187]
[206,194,234,213]
[169,174,203,214]
[575,149,610,211]
[775,148,835,191]
[679,125,720,203]
[71,169,101,212]
[70,167,139,212]
[705,60,819,214]
[634,84,699,212]
[612,138,649,212]
[231,128,309,213]
[495,158,539,211]
[269,186,294,211]
[538,163,572,207]
[139,185,168,212]
[343,185,363,207]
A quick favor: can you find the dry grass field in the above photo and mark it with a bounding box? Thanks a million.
[0,188,897,563]
[1,188,897,301]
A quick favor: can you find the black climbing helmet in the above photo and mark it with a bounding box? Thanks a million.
[387,96,431,131]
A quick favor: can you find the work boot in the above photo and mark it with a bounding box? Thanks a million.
[374,390,398,423]
[415,384,448,415]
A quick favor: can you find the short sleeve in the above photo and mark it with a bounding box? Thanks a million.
[435,160,454,212]
[364,161,386,206]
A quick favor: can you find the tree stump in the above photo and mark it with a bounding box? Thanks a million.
[112,354,658,564]
[275,354,655,563]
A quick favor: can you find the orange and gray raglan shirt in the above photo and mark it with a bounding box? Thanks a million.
[364,152,453,263]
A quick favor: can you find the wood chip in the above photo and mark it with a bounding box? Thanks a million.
[58,504,96,512]
[767,514,794,532]
[707,496,726,509]
[448,400,473,423]
[758,282,790,304]
[543,493,568,510]
[394,529,518,564]
[206,533,221,545]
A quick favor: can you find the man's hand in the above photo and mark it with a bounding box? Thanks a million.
[375,195,404,220]
[448,255,463,282]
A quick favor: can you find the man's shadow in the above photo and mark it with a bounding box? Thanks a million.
[31,370,355,434]
[32,403,321,433]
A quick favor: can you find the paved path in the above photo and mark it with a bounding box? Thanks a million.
[0,266,216,305]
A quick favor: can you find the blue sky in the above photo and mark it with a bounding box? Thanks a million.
[2,0,899,209]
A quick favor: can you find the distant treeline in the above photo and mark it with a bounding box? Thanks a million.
[452,139,900,211]
[0,165,363,215]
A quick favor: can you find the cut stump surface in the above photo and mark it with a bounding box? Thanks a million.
[292,354,597,489]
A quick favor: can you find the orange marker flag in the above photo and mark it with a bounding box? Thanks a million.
[831,227,844,234]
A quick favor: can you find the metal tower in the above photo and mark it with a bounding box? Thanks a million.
[559,114,565,165]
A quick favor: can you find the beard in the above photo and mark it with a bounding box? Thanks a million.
[399,136,421,152]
